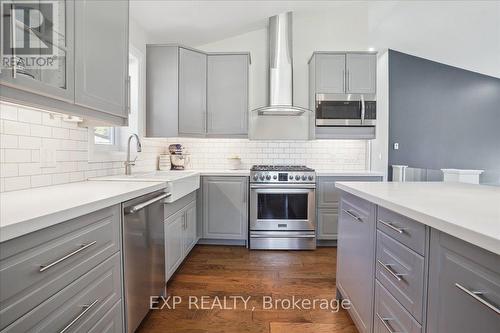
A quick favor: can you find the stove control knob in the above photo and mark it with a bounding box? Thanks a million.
[273,175,277,180]
[308,175,314,181]
[289,175,293,180]
[295,175,300,180]
[253,174,259,181]
[266,175,271,180]
[301,175,307,181]
[259,174,265,181]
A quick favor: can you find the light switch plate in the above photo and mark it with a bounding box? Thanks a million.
[393,143,399,150]
[40,148,56,168]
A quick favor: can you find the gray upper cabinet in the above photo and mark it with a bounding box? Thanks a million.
[202,176,248,240]
[0,0,75,102]
[207,54,249,136]
[346,53,376,94]
[178,48,207,135]
[309,52,377,95]
[0,0,129,126]
[75,0,129,118]
[427,230,500,333]
[314,54,346,94]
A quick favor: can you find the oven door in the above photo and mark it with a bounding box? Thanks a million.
[250,184,316,231]
[316,100,362,126]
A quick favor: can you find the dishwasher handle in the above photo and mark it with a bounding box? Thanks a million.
[124,193,171,215]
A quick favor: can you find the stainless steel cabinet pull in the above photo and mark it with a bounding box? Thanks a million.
[59,299,99,333]
[342,69,346,92]
[125,193,170,214]
[39,241,97,272]
[343,209,363,222]
[376,313,401,333]
[379,219,405,234]
[378,260,404,282]
[455,283,500,315]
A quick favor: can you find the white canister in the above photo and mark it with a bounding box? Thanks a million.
[159,154,171,171]
[228,157,242,170]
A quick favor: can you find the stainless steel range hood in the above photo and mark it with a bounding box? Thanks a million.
[252,12,312,116]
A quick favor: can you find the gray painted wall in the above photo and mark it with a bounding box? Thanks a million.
[388,50,500,185]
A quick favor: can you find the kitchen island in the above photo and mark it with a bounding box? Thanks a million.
[334,181,500,333]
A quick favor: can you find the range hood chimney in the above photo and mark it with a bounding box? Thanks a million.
[252,12,312,116]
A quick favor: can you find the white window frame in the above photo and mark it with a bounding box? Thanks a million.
[88,45,145,162]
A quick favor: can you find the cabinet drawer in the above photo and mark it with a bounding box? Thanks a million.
[374,281,422,333]
[0,205,120,329]
[376,231,425,322]
[87,300,123,333]
[427,231,500,333]
[2,253,122,333]
[377,206,426,255]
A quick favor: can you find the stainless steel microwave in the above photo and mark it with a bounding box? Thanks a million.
[315,94,376,127]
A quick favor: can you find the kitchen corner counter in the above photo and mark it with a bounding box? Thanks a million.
[195,169,250,176]
[0,181,167,242]
[335,181,500,255]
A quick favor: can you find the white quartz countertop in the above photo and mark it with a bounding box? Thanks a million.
[194,169,250,176]
[335,181,500,255]
[0,181,167,242]
[316,170,384,177]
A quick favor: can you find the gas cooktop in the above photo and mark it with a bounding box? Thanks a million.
[250,165,316,183]
[250,165,315,172]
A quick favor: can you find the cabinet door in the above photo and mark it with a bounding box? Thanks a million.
[165,210,184,280]
[179,48,207,135]
[315,54,345,94]
[427,230,500,333]
[207,54,248,136]
[202,177,248,240]
[0,0,74,102]
[317,176,382,208]
[337,192,376,333]
[346,53,376,94]
[183,201,197,255]
[317,208,338,240]
[75,0,129,117]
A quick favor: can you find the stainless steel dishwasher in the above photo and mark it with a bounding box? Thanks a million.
[122,190,170,333]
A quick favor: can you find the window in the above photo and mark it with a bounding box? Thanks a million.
[89,46,144,160]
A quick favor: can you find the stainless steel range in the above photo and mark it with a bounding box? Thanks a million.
[249,165,316,250]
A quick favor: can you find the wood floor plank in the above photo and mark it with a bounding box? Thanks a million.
[137,245,357,333]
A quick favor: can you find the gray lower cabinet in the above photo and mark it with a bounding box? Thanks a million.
[164,193,198,281]
[179,48,207,135]
[75,0,129,118]
[316,176,382,241]
[207,54,249,136]
[427,230,500,333]
[202,176,248,241]
[0,205,123,331]
[336,192,377,333]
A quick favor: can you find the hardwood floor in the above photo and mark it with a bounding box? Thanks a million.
[138,245,357,333]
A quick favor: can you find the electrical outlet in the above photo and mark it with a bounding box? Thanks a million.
[40,148,56,168]
[393,143,399,150]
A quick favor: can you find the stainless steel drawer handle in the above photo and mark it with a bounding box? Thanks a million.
[377,260,404,282]
[455,283,500,315]
[59,299,99,333]
[125,193,170,214]
[379,219,405,234]
[376,313,403,333]
[343,209,363,222]
[39,241,97,272]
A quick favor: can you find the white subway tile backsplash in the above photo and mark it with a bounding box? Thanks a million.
[18,136,42,149]
[0,134,18,149]
[4,149,32,163]
[52,127,70,139]
[4,176,30,191]
[1,164,18,177]
[3,120,30,136]
[31,124,52,138]
[17,108,42,124]
[31,174,52,188]
[0,104,18,120]
[18,163,42,176]
[41,112,61,127]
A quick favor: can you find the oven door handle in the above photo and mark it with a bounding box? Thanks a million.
[250,184,316,190]
[251,188,314,194]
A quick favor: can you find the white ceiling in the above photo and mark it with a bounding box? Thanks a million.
[130,0,370,45]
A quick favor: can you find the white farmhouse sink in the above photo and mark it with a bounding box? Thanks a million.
[90,170,200,203]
